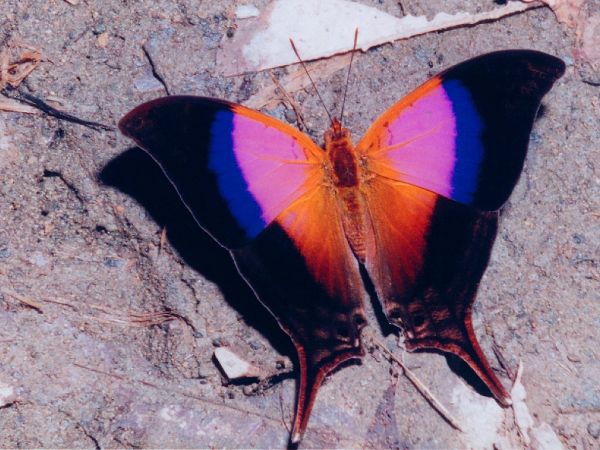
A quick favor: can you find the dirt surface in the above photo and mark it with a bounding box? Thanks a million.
[0,0,598,448]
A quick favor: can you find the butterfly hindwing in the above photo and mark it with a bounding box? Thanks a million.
[400,198,507,403]
[361,176,511,403]
[233,166,369,443]
[358,50,566,210]
[233,220,367,444]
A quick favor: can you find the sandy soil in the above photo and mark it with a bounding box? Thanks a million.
[0,0,598,448]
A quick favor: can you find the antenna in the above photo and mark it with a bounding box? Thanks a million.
[340,28,359,124]
[289,38,333,124]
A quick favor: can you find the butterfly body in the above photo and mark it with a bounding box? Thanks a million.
[323,118,372,261]
[119,50,565,444]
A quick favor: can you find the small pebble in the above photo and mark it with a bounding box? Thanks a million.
[0,246,10,259]
[242,385,256,396]
[104,258,123,268]
[284,108,297,124]
[248,340,262,351]
[235,4,260,19]
[93,23,106,35]
[96,32,109,48]
[0,381,16,408]
[214,347,260,380]
[588,422,600,439]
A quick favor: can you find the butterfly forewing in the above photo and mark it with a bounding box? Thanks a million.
[119,96,323,247]
[358,50,566,210]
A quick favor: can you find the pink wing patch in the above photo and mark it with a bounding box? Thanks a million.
[358,78,456,199]
[231,108,322,224]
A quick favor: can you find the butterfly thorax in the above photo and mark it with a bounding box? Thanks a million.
[324,118,369,262]
[324,119,358,188]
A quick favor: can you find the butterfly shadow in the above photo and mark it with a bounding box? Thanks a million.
[99,147,294,358]
[99,147,503,415]
[416,348,499,400]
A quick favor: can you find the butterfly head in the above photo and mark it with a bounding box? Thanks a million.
[324,117,353,150]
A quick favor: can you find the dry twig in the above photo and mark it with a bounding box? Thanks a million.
[268,70,308,131]
[0,97,39,114]
[492,342,515,381]
[367,331,464,432]
[158,227,168,256]
[72,362,282,423]
[0,288,44,313]
[1,87,114,131]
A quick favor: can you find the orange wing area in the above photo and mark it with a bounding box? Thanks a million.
[233,175,368,444]
[361,175,511,405]
[277,174,363,303]
[362,178,438,305]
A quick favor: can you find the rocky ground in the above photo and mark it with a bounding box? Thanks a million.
[0,0,598,448]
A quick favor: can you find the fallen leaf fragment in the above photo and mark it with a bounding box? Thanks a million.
[245,53,349,109]
[0,42,42,90]
[523,0,585,26]
[578,12,600,83]
[524,0,600,82]
[214,347,261,381]
[63,0,80,5]
[451,381,508,449]
[511,361,565,449]
[531,423,566,450]
[511,361,535,444]
[217,0,540,75]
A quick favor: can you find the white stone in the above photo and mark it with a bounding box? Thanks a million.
[235,4,260,19]
[451,381,509,449]
[214,347,260,380]
[531,423,565,450]
[0,381,16,408]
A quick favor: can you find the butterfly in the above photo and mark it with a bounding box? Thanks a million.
[119,50,565,444]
